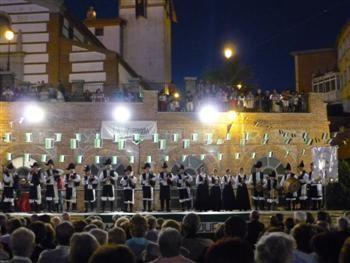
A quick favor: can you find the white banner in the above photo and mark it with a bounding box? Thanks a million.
[101,121,157,140]
[312,146,338,184]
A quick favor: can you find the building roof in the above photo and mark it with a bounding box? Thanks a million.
[291,48,336,57]
[84,18,126,28]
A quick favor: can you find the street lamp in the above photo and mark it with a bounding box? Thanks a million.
[4,30,14,71]
[224,48,233,60]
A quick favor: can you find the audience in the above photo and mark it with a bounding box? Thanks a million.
[0,210,348,263]
[153,228,193,263]
[181,213,213,262]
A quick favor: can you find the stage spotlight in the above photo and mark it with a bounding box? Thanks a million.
[24,105,45,123]
[113,106,131,123]
[199,105,219,124]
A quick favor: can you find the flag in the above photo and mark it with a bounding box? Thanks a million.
[165,0,178,23]
[136,0,147,18]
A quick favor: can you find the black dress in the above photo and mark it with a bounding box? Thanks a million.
[237,174,251,210]
[210,176,222,211]
[222,175,235,211]
[195,174,210,211]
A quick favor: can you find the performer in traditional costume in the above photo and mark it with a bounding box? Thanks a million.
[209,169,222,211]
[99,159,117,212]
[195,167,210,211]
[249,161,266,210]
[266,171,279,210]
[231,173,240,210]
[120,165,137,212]
[140,163,156,212]
[2,163,16,212]
[64,163,81,211]
[176,165,193,211]
[280,163,297,210]
[221,169,235,211]
[308,162,323,210]
[158,162,173,212]
[45,159,60,212]
[237,168,251,211]
[28,162,44,212]
[297,161,308,210]
[83,165,98,212]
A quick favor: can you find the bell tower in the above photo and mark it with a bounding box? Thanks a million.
[119,0,172,84]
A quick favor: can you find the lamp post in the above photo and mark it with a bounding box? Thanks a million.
[4,30,14,71]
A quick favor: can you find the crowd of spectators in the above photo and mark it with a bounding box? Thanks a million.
[0,82,142,103]
[0,210,348,263]
[159,81,308,113]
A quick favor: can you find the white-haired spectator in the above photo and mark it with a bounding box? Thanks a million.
[294,211,307,224]
[255,232,296,263]
[90,229,108,246]
[2,87,14,102]
[9,227,35,263]
[153,228,193,263]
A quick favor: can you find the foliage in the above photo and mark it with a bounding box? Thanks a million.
[202,59,254,91]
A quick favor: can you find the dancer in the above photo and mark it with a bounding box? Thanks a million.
[141,163,156,212]
[83,165,98,212]
[120,165,137,212]
[158,162,173,212]
[99,159,117,212]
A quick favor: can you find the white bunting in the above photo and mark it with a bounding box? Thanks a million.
[70,139,78,149]
[55,133,62,142]
[147,155,152,163]
[41,154,47,163]
[24,153,30,163]
[159,139,166,150]
[217,153,223,161]
[200,154,206,161]
[118,139,126,150]
[182,155,187,162]
[75,133,82,141]
[192,133,199,142]
[164,155,169,162]
[251,152,256,159]
[45,138,54,149]
[130,156,135,164]
[153,133,159,143]
[173,133,179,142]
[112,156,118,165]
[6,153,12,161]
[235,153,240,160]
[95,156,100,164]
[4,133,11,143]
[183,139,190,149]
[59,155,65,163]
[76,155,83,164]
[225,133,231,140]
[25,133,33,143]
[94,138,102,148]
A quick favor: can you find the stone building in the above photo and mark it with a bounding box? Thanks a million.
[0,92,330,210]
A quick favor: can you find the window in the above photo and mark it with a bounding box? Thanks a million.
[95,28,104,36]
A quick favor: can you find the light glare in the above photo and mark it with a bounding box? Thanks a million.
[199,105,219,124]
[113,106,131,123]
[24,105,45,123]
[5,30,14,41]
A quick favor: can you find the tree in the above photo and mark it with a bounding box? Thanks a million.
[202,59,254,91]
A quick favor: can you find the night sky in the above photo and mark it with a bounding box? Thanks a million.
[64,0,350,90]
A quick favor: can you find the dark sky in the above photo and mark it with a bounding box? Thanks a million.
[64,0,350,90]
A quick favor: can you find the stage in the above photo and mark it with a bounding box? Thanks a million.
[7,210,345,233]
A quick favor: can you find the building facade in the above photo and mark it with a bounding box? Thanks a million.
[338,20,350,112]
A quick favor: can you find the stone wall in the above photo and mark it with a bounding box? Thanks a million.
[0,92,330,211]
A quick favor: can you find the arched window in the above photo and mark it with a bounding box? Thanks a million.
[251,156,285,176]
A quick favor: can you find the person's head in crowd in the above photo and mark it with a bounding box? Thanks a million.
[84,224,98,232]
[158,228,183,259]
[316,220,330,232]
[70,232,99,263]
[73,220,88,233]
[224,216,247,239]
[306,212,315,224]
[10,227,35,258]
[294,211,307,224]
[120,221,131,239]
[90,229,108,245]
[317,211,331,224]
[43,223,56,249]
[161,219,181,232]
[182,213,201,237]
[91,220,105,230]
[89,245,135,263]
[129,214,147,238]
[146,216,157,231]
[250,210,260,221]
[255,232,295,263]
[284,218,295,234]
[56,221,75,246]
[275,213,284,225]
[7,218,22,234]
[214,223,225,241]
[29,221,46,245]
[205,237,254,263]
[38,214,51,224]
[51,216,61,228]
[291,223,316,253]
[31,214,39,223]
[340,237,350,263]
[114,217,129,228]
[108,227,126,245]
[18,217,27,227]
[344,211,350,221]
[157,218,165,230]
[312,232,344,263]
[62,213,71,222]
[269,216,280,228]
[0,213,8,235]
[337,217,349,232]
